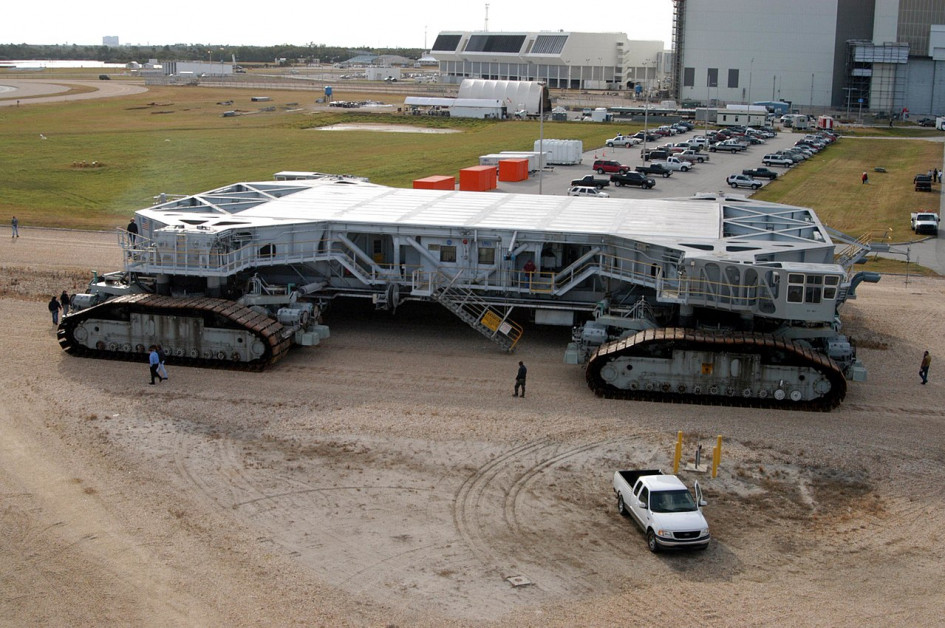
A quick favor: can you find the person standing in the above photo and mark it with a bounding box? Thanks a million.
[127,218,139,245]
[513,361,527,398]
[149,346,165,385]
[157,344,168,381]
[47,296,61,325]
[920,351,931,385]
[861,171,869,184]
[523,258,536,289]
[11,216,19,238]
[60,290,70,317]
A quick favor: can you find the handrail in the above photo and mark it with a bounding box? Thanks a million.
[121,229,779,314]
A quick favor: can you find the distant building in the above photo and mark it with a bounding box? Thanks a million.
[163,60,232,77]
[430,30,670,94]
[103,36,119,47]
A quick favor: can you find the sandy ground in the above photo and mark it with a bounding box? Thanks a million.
[2,228,945,626]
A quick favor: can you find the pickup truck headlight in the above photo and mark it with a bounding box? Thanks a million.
[656,529,667,537]
[701,528,710,536]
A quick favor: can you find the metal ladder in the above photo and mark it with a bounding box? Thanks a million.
[432,276,523,352]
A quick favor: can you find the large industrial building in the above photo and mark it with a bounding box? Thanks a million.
[674,0,945,115]
[430,31,670,95]
[430,0,944,116]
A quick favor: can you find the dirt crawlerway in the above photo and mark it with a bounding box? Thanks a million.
[1,229,943,626]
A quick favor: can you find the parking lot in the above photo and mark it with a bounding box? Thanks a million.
[497,125,806,199]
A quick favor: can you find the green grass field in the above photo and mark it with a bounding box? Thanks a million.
[0,84,620,229]
[753,136,942,239]
[0,81,942,251]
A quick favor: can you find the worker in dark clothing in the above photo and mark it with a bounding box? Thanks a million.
[513,361,527,398]
[127,218,139,245]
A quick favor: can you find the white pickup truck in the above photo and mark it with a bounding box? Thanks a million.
[650,156,692,172]
[605,134,640,147]
[911,211,940,235]
[613,469,710,552]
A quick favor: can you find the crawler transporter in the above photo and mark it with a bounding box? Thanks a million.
[59,173,879,408]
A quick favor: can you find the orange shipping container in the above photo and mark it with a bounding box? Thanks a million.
[498,159,529,182]
[459,165,497,191]
[413,175,456,190]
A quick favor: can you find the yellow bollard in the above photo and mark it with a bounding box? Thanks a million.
[673,431,683,474]
[711,435,723,478]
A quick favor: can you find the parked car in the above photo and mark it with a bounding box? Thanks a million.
[917,117,936,127]
[592,159,631,174]
[641,148,670,162]
[762,154,794,167]
[678,149,708,163]
[610,171,656,189]
[709,140,745,153]
[914,173,934,192]
[568,186,610,198]
[613,469,710,552]
[635,163,673,178]
[605,134,640,147]
[742,167,779,180]
[571,174,610,189]
[726,173,763,189]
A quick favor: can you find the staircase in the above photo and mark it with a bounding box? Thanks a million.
[433,281,523,352]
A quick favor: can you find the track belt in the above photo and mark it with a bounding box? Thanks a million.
[57,294,292,371]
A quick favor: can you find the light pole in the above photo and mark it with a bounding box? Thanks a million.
[747,57,753,125]
[642,59,650,160]
[598,56,603,90]
[538,82,545,195]
[809,72,814,114]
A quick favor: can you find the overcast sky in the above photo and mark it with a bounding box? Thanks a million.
[1,0,674,49]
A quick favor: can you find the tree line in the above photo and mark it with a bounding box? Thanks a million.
[0,43,425,65]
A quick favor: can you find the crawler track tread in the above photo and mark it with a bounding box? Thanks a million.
[57,294,291,371]
[585,327,847,411]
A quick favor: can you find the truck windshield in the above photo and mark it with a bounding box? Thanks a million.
[651,490,698,513]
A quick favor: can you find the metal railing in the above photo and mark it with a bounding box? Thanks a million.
[121,228,785,314]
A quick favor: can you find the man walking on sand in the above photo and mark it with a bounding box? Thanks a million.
[11,216,19,238]
[513,361,527,398]
[920,351,931,385]
[149,345,165,385]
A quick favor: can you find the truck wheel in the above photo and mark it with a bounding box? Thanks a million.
[730,183,738,188]
[752,184,760,189]
[663,173,670,178]
[607,143,614,147]
[597,168,605,174]
[615,181,623,187]
[617,494,627,515]
[646,530,660,553]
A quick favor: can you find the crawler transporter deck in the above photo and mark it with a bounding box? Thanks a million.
[59,173,879,409]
